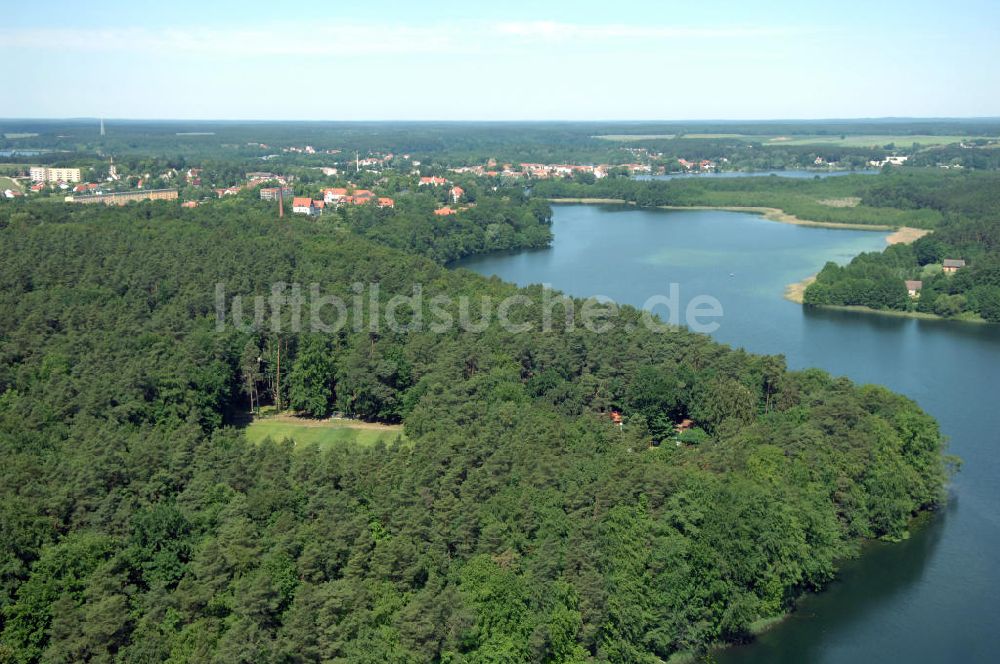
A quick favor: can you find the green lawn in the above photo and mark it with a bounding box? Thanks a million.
[0,176,21,192]
[245,416,406,449]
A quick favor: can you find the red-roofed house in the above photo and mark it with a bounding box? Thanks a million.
[434,206,456,216]
[351,190,374,205]
[323,187,349,204]
[377,197,395,208]
[292,197,320,216]
[450,186,464,203]
[419,176,449,186]
[181,201,199,208]
[214,185,242,198]
[30,182,46,192]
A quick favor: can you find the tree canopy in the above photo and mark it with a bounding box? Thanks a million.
[0,198,950,662]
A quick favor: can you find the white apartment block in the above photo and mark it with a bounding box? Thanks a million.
[30,166,82,183]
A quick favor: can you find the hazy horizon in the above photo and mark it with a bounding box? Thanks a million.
[4,116,1000,124]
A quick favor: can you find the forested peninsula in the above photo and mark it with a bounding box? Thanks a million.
[802,171,1000,321]
[0,201,949,662]
[537,170,1000,323]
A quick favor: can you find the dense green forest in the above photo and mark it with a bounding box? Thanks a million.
[0,199,949,662]
[9,187,553,267]
[803,171,1000,321]
[341,195,553,264]
[5,118,999,172]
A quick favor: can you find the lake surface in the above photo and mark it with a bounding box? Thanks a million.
[636,169,878,181]
[454,204,1000,663]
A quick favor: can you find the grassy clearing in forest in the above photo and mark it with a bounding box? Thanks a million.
[245,413,405,449]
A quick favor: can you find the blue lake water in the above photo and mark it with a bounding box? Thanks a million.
[454,204,1000,663]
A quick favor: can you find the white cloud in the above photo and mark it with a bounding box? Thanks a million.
[493,21,793,40]
[0,25,463,57]
[0,20,800,59]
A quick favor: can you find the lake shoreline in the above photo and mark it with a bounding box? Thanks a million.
[546,198,928,233]
[543,199,972,323]
[795,302,988,324]
[466,203,1000,662]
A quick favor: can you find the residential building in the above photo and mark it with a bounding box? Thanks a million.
[434,206,456,216]
[450,186,464,203]
[65,189,178,205]
[905,280,923,297]
[942,259,966,274]
[351,189,375,204]
[419,176,449,186]
[292,197,322,216]
[260,186,294,201]
[214,186,242,198]
[30,166,82,183]
[377,197,395,208]
[323,187,349,204]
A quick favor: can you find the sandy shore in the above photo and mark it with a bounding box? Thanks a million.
[783,227,929,303]
[657,205,900,231]
[784,275,816,304]
[886,226,932,245]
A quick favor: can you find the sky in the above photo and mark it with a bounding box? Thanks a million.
[3,0,999,121]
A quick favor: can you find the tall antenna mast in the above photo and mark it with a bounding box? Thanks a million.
[100,118,105,136]
[278,185,284,218]
[356,151,360,173]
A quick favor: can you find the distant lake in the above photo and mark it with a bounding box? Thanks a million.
[0,149,48,157]
[636,169,878,180]
[454,204,1000,663]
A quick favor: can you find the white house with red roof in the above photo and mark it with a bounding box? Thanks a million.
[292,197,322,216]
[419,176,449,186]
[323,187,349,204]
